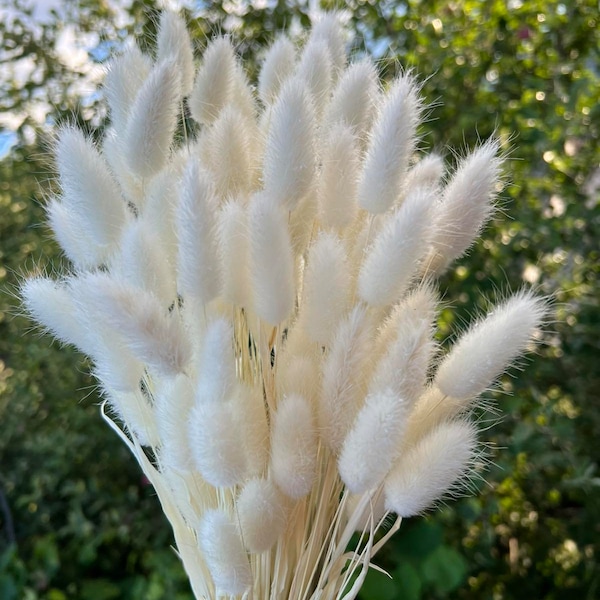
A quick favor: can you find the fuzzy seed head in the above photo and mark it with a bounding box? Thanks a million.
[324,58,379,137]
[299,231,350,345]
[196,318,236,404]
[358,188,433,308]
[55,126,128,259]
[309,12,347,75]
[103,43,152,133]
[46,199,106,270]
[237,478,288,552]
[319,305,373,453]
[114,219,176,305]
[22,276,90,353]
[189,399,247,487]
[234,384,269,477]
[198,509,252,595]
[249,192,295,325]
[176,158,221,304]
[204,107,253,198]
[69,273,191,377]
[189,37,237,124]
[385,420,477,517]
[216,199,251,308]
[435,290,547,400]
[157,10,195,96]
[317,122,360,230]
[358,73,422,214]
[258,35,296,104]
[297,39,333,115]
[369,285,437,403]
[263,77,317,211]
[427,138,502,273]
[124,60,182,178]
[155,374,194,471]
[339,389,410,494]
[271,393,318,499]
[405,153,445,191]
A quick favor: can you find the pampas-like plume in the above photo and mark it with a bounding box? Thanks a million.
[141,166,181,260]
[156,10,195,96]
[258,35,296,105]
[198,509,252,595]
[358,188,433,308]
[176,157,221,304]
[46,198,107,270]
[114,219,176,305]
[237,478,288,552]
[216,199,250,308]
[317,122,360,230]
[155,374,194,471]
[103,43,152,133]
[188,399,247,487]
[358,72,422,214]
[405,153,445,191]
[102,128,143,208]
[271,393,318,499]
[385,420,477,517]
[233,384,269,477]
[22,276,93,353]
[262,77,316,211]
[124,60,182,178]
[248,192,295,325]
[310,12,347,75]
[204,107,253,197]
[196,318,236,404]
[297,40,333,115]
[231,62,257,121]
[23,11,548,600]
[189,37,236,124]
[319,305,373,453]
[55,127,127,257]
[434,289,546,401]
[298,231,350,345]
[426,138,503,274]
[69,273,191,377]
[23,277,148,396]
[339,389,410,494]
[369,285,437,403]
[324,58,379,137]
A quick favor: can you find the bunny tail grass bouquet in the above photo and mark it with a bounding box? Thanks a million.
[22,10,547,600]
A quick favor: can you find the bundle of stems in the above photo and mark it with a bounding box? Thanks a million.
[22,10,546,600]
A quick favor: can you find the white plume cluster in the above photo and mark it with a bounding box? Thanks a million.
[22,10,547,600]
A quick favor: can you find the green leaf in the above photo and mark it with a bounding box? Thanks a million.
[420,545,468,594]
[393,520,443,560]
[394,562,422,600]
[358,568,399,600]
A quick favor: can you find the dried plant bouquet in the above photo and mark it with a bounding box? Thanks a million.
[22,10,546,600]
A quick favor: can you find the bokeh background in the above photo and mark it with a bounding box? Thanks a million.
[0,1,598,598]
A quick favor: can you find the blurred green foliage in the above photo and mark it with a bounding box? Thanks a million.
[1,0,598,598]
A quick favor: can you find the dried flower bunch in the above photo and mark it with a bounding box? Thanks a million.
[22,10,546,600]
